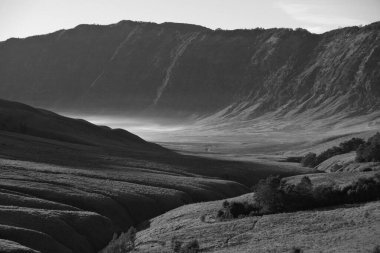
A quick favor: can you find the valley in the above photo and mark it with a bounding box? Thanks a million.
[0,18,379,253]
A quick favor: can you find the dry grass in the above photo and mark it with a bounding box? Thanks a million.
[132,172,380,252]
[135,196,380,253]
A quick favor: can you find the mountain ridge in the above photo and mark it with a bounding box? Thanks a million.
[0,20,379,124]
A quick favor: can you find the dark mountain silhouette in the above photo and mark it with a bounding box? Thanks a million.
[0,98,158,148]
[0,21,379,121]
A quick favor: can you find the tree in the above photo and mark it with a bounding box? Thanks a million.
[339,138,365,153]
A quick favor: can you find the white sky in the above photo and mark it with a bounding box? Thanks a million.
[0,0,379,41]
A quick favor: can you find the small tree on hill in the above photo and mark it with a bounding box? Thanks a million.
[254,175,284,213]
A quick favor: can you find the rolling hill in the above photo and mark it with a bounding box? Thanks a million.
[0,99,309,253]
[133,172,380,253]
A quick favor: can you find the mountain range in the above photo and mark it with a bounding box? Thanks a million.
[0,20,379,123]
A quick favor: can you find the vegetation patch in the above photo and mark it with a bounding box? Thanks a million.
[300,133,380,168]
[100,227,136,253]
[217,173,380,219]
[171,238,200,253]
[356,133,380,162]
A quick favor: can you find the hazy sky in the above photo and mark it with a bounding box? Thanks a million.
[1,0,379,41]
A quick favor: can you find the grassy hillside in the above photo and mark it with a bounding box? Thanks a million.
[0,99,309,252]
[133,172,380,252]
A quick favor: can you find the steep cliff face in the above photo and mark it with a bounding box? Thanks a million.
[0,20,379,121]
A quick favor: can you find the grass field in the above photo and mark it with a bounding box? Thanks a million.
[134,172,380,253]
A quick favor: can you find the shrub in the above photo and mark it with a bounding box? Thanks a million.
[345,176,380,203]
[229,202,248,218]
[300,137,366,167]
[217,200,260,220]
[101,226,136,253]
[301,153,317,167]
[291,247,303,253]
[219,174,380,221]
[254,175,284,213]
[339,138,365,153]
[316,146,343,165]
[217,209,225,218]
[312,184,343,206]
[172,239,200,253]
[285,156,303,163]
[282,176,315,210]
[179,239,200,253]
[356,132,380,162]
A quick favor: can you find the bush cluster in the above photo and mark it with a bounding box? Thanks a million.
[301,137,365,167]
[101,227,136,253]
[356,132,380,162]
[218,174,380,219]
[216,200,259,220]
[254,174,380,215]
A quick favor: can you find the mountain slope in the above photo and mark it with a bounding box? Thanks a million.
[0,98,156,148]
[0,21,379,121]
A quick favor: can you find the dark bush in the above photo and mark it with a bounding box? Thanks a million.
[173,239,199,253]
[217,209,225,218]
[291,247,303,253]
[254,175,284,213]
[285,156,303,163]
[282,176,315,210]
[301,153,317,167]
[101,226,136,253]
[181,240,200,253]
[339,138,365,153]
[217,201,258,219]
[344,175,380,203]
[312,184,344,206]
[356,132,380,162]
[300,137,366,167]
[219,174,380,220]
[316,146,343,165]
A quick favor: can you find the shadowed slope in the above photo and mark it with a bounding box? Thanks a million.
[0,98,161,150]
